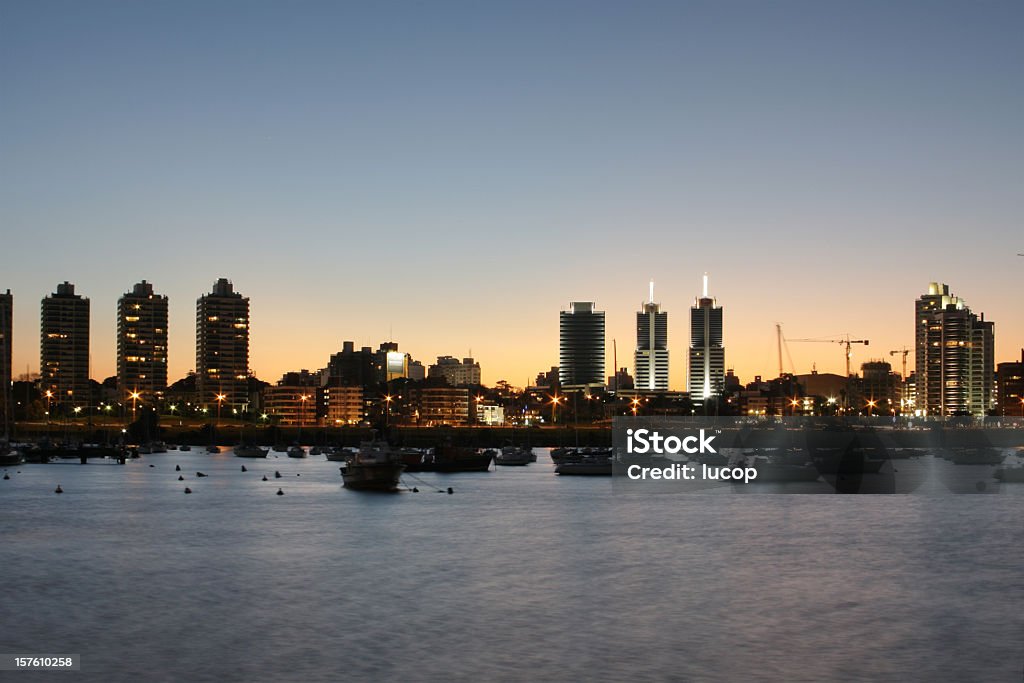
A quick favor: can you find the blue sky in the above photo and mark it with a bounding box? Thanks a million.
[2,0,1022,387]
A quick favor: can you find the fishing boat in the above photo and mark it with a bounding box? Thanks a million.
[555,452,612,475]
[287,445,307,458]
[341,441,406,492]
[234,444,269,458]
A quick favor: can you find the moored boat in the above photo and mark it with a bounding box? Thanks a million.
[403,444,493,472]
[495,445,532,466]
[287,445,307,458]
[341,441,406,492]
[555,453,612,475]
[234,444,269,458]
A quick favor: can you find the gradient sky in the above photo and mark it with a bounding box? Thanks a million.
[2,0,1022,390]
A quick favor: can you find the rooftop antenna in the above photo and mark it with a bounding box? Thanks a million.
[649,279,654,304]
[703,272,709,298]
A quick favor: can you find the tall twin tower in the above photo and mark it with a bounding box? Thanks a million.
[636,275,725,399]
[559,276,725,397]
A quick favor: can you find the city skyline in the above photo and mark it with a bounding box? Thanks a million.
[2,2,1022,388]
[0,274,1019,393]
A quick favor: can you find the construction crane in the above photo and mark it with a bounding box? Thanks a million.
[889,347,910,380]
[785,335,870,378]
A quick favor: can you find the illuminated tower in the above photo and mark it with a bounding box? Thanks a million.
[688,274,725,401]
[559,302,605,388]
[0,289,11,426]
[41,282,90,410]
[914,282,994,416]
[634,280,669,391]
[117,281,169,406]
[196,278,250,410]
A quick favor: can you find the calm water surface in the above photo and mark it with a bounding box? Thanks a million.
[2,449,1022,682]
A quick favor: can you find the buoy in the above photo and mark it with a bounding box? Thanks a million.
[274,471,281,479]
[447,487,453,495]
[262,475,268,481]
[296,473,300,477]
[175,465,181,471]
[149,464,155,468]
[55,485,63,494]
[412,487,419,493]
[276,488,284,496]
[184,487,192,494]
[196,472,207,477]
[178,475,184,481]
[241,465,247,472]
[3,473,10,480]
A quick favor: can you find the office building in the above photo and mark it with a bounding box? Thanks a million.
[914,282,995,416]
[688,274,725,401]
[634,281,669,391]
[117,280,168,406]
[559,302,605,389]
[196,278,250,410]
[41,282,90,410]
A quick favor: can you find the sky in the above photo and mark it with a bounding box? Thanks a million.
[2,0,1022,390]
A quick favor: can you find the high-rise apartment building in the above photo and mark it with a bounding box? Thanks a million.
[559,302,605,388]
[428,356,482,387]
[41,282,90,410]
[996,350,1024,417]
[914,282,994,416]
[196,278,250,409]
[117,280,168,406]
[634,281,668,391]
[688,274,725,401]
[0,289,11,425]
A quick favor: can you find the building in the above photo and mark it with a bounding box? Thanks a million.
[688,274,725,402]
[607,367,634,393]
[476,404,505,425]
[413,386,470,426]
[117,280,169,406]
[428,356,481,387]
[325,385,364,425]
[196,278,250,410]
[263,373,320,426]
[559,301,605,389]
[634,281,669,392]
[41,282,90,410]
[326,341,416,392]
[0,289,11,423]
[860,360,900,415]
[914,282,995,416]
[996,350,1024,417]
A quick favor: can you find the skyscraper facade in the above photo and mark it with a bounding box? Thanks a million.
[196,278,250,409]
[688,274,725,401]
[559,302,605,388]
[117,280,169,406]
[634,281,668,391]
[914,282,995,416]
[41,282,90,410]
[1,289,11,424]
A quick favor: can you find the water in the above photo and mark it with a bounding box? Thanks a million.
[2,449,1022,682]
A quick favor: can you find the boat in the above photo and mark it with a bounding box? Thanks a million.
[402,444,493,472]
[947,447,1005,466]
[234,444,269,458]
[309,446,324,456]
[495,445,532,466]
[137,441,168,454]
[341,441,406,492]
[179,444,192,452]
[555,453,612,475]
[325,446,355,462]
[205,444,220,453]
[0,447,23,466]
[740,451,821,483]
[287,445,307,458]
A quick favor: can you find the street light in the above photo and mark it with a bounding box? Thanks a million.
[549,394,563,424]
[130,391,141,422]
[384,394,392,428]
[215,393,226,425]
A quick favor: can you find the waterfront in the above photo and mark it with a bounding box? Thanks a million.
[2,449,1022,682]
